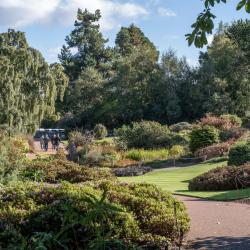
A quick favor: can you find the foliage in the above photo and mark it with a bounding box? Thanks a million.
[23,159,115,183]
[115,121,174,149]
[94,124,108,139]
[189,125,220,153]
[189,164,250,191]
[195,141,233,161]
[125,148,169,162]
[186,0,250,48]
[0,181,189,249]
[220,127,247,142]
[169,122,193,132]
[113,166,152,177]
[169,145,185,163]
[0,29,68,133]
[200,113,242,130]
[228,141,250,166]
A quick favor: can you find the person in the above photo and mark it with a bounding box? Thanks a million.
[51,134,56,150]
[54,133,61,151]
[40,134,45,150]
[44,134,49,151]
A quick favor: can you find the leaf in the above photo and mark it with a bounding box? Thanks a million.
[245,0,250,12]
[237,0,246,10]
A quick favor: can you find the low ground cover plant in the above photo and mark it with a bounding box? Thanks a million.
[189,125,220,153]
[228,141,250,166]
[189,164,250,191]
[0,181,190,249]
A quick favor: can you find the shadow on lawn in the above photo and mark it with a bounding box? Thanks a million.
[190,236,250,249]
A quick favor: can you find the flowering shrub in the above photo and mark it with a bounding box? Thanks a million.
[195,141,233,161]
[189,164,250,191]
[200,113,242,130]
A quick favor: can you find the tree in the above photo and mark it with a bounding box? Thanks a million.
[195,22,250,116]
[59,9,114,118]
[187,0,250,48]
[0,29,68,134]
[169,145,185,166]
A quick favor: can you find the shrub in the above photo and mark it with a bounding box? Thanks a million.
[228,141,250,166]
[94,124,108,139]
[189,164,250,191]
[23,159,115,183]
[0,181,189,249]
[195,141,233,161]
[113,166,152,177]
[189,125,220,153]
[68,130,94,148]
[125,148,168,162]
[219,128,247,142]
[200,113,242,130]
[169,122,192,132]
[115,121,173,149]
[169,145,185,165]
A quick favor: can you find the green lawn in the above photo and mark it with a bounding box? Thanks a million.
[119,161,250,201]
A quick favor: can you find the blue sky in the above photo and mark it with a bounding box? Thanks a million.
[0,0,248,66]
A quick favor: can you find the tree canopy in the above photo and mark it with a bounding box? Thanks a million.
[0,29,68,133]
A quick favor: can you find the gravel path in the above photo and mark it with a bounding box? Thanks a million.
[176,195,250,249]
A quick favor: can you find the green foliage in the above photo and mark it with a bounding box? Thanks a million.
[189,126,220,153]
[169,145,185,159]
[94,124,108,139]
[22,159,115,183]
[186,0,250,48]
[114,121,171,149]
[228,141,250,166]
[0,29,68,133]
[169,122,193,132]
[189,164,250,191]
[0,181,189,249]
[125,149,169,162]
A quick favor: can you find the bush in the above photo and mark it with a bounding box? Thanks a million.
[68,130,94,148]
[23,159,115,183]
[169,122,192,132]
[125,148,168,161]
[200,113,242,130]
[113,166,152,177]
[189,164,250,191]
[189,125,220,153]
[228,141,250,166]
[115,121,173,149]
[0,181,190,249]
[219,128,247,142]
[195,141,233,161]
[94,124,108,139]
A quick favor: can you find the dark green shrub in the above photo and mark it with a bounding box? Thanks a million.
[189,125,220,153]
[94,124,108,139]
[189,164,250,191]
[115,121,174,149]
[23,159,115,183]
[228,141,250,166]
[0,181,190,249]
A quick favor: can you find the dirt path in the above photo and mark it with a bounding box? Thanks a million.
[176,195,250,249]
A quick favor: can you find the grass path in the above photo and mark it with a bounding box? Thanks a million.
[119,161,250,200]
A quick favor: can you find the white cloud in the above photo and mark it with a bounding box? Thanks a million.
[207,34,214,45]
[187,58,199,67]
[0,0,148,30]
[47,46,61,62]
[157,7,176,17]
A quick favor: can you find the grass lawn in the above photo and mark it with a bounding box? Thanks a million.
[119,160,250,201]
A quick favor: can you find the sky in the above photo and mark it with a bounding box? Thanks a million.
[0,0,248,66]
